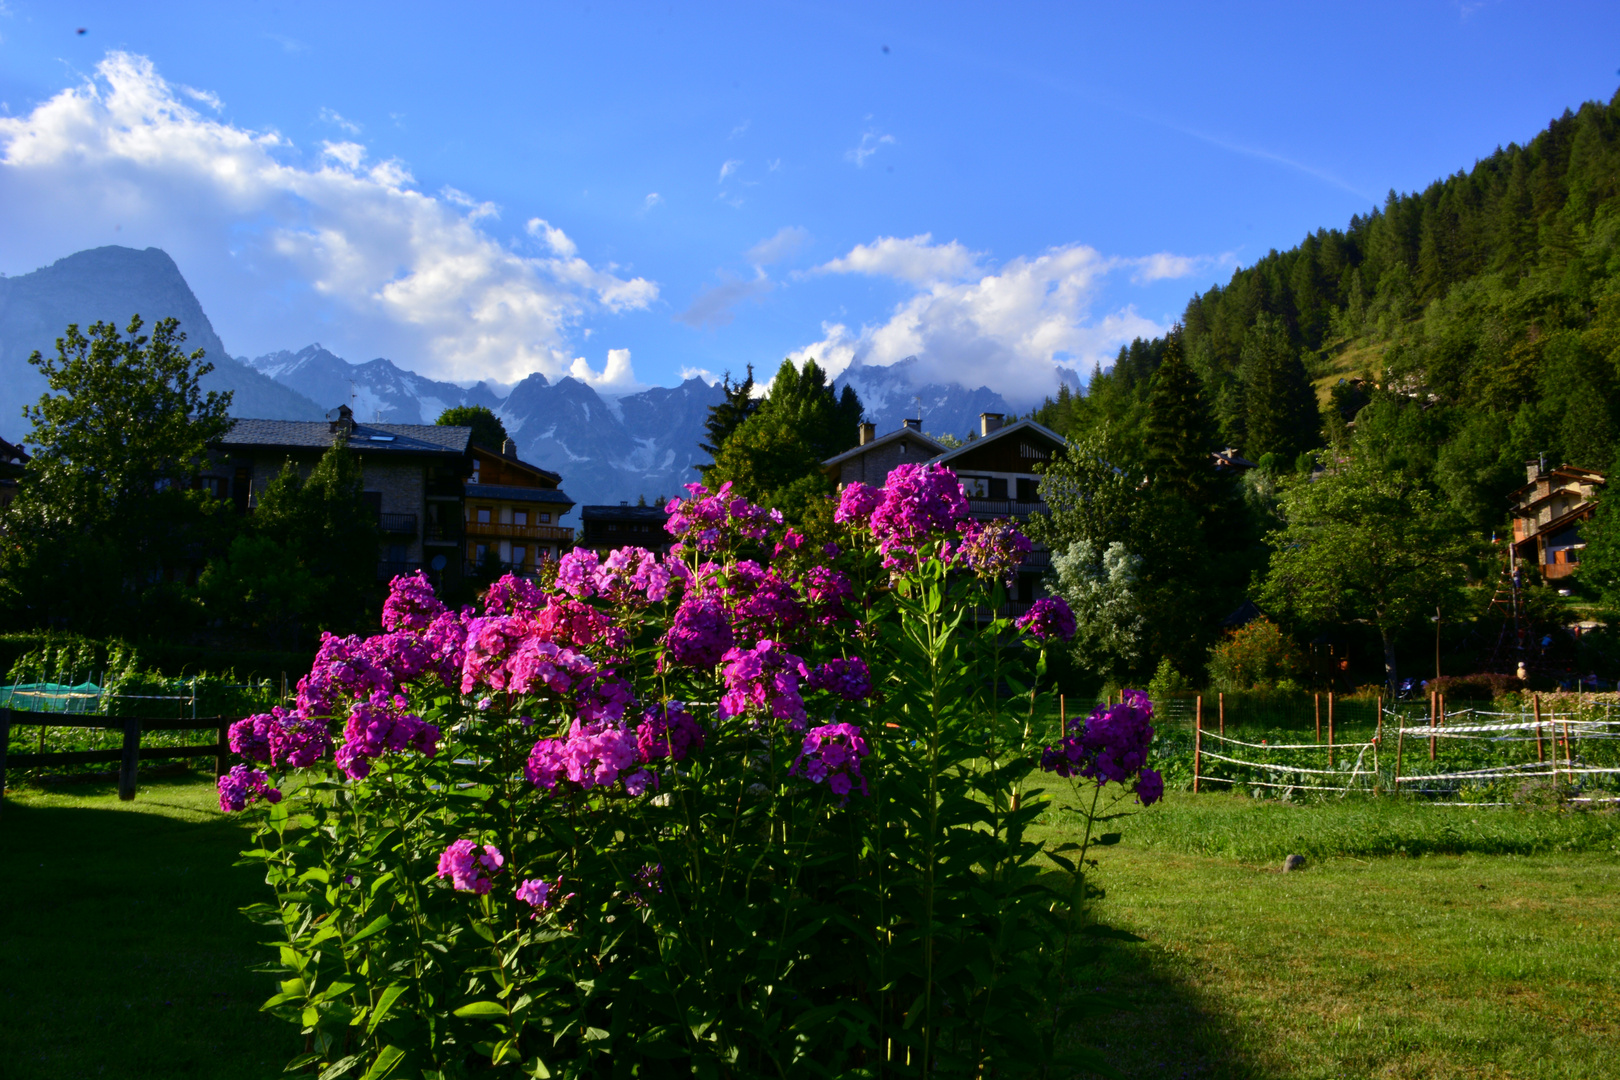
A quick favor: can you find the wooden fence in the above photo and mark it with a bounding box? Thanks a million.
[0,708,232,804]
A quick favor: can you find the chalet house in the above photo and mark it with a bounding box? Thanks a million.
[821,419,949,489]
[210,405,473,586]
[1509,459,1605,579]
[464,439,576,576]
[576,504,672,554]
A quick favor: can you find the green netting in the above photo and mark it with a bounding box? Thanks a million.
[0,682,103,714]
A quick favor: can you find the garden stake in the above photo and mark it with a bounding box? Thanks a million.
[1315,692,1321,743]
[1564,721,1573,784]
[1429,692,1437,761]
[1193,697,1202,794]
[1327,692,1335,769]
[1375,694,1383,743]
[1534,694,1544,763]
[1393,711,1404,792]
[1219,691,1225,735]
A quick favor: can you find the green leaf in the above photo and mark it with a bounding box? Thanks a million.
[358,1045,407,1080]
[347,914,394,945]
[366,985,409,1035]
[453,1001,509,1019]
[317,1056,361,1080]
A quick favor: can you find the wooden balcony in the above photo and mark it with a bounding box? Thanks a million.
[465,519,575,543]
[966,498,1047,520]
[379,513,418,535]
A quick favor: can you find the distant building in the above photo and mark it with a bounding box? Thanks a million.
[1212,447,1257,473]
[576,504,672,554]
[1509,459,1605,579]
[211,404,474,586]
[464,439,576,577]
[820,419,948,489]
[0,437,28,509]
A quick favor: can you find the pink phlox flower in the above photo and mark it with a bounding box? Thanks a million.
[576,673,635,724]
[728,561,806,641]
[227,713,273,763]
[636,700,705,763]
[790,722,871,802]
[334,693,439,780]
[525,719,644,792]
[460,616,529,693]
[382,570,448,632]
[437,839,503,895]
[869,464,971,546]
[773,529,805,557]
[628,862,664,908]
[590,546,672,605]
[217,764,282,813]
[665,481,778,550]
[803,566,855,625]
[530,597,616,650]
[806,657,873,702]
[956,519,1033,587]
[515,877,557,913]
[483,573,550,616]
[361,632,434,684]
[507,637,597,697]
[662,596,735,669]
[1016,596,1077,643]
[822,540,842,558]
[1040,690,1156,793]
[296,633,395,717]
[555,549,601,599]
[230,707,330,768]
[424,610,469,689]
[717,639,809,727]
[833,482,882,527]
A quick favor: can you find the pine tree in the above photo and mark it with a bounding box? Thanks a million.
[1241,313,1320,461]
[698,365,760,463]
[1141,328,1220,507]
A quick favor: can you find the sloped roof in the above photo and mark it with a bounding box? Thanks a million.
[822,426,949,469]
[581,505,670,522]
[465,483,574,506]
[220,419,471,456]
[926,418,1066,467]
[472,441,562,485]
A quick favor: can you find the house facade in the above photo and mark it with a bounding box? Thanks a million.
[820,419,948,489]
[211,404,473,586]
[1509,459,1605,579]
[576,504,672,554]
[464,439,576,576]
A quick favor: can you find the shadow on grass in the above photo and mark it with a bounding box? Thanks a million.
[0,783,299,1080]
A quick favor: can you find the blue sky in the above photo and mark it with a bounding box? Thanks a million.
[2,1,1618,405]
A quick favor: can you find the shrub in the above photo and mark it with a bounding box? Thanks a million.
[225,469,1162,1078]
[1207,617,1303,691]
[1428,673,1528,701]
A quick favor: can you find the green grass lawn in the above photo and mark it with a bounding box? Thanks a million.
[3,775,1618,1079]
[0,773,298,1079]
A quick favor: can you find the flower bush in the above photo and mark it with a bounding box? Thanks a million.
[228,461,1158,1078]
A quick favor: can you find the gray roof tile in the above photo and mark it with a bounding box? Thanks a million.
[221,419,472,456]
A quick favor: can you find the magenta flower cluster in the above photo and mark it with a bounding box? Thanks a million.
[515,877,557,913]
[833,464,974,571]
[1016,596,1077,642]
[806,657,873,702]
[1040,689,1163,805]
[229,706,332,769]
[662,596,735,668]
[437,840,504,895]
[334,693,440,780]
[665,481,783,551]
[956,518,1034,587]
[635,700,705,762]
[717,639,810,728]
[217,764,281,812]
[525,719,657,795]
[791,722,871,800]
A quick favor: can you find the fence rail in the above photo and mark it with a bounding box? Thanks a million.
[0,709,233,805]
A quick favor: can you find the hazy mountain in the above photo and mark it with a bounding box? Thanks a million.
[0,246,324,443]
[833,356,1016,444]
[247,345,506,423]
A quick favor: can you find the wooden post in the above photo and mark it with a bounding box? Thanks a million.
[1315,693,1321,743]
[1375,694,1384,744]
[118,715,140,802]
[1193,696,1203,794]
[215,718,231,778]
[1534,694,1544,763]
[1563,721,1574,785]
[1429,692,1437,761]
[1328,692,1335,769]
[1218,691,1225,736]
[1394,711,1405,793]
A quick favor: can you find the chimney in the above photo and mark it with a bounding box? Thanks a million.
[902,418,922,432]
[1526,458,1542,484]
[858,421,876,446]
[980,412,1005,436]
[327,404,355,438]
[502,437,517,457]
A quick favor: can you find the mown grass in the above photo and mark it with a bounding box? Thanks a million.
[1031,785,1620,1079]
[0,776,297,1079]
[5,775,1619,1079]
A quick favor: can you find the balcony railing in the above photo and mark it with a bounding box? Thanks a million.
[966,498,1047,520]
[466,520,575,542]
[377,560,423,582]
[379,513,418,535]
[424,522,459,543]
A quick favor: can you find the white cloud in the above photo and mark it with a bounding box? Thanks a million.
[1128,251,1232,284]
[0,52,658,384]
[817,233,979,285]
[746,225,809,267]
[676,273,771,329]
[179,85,222,111]
[845,130,894,167]
[680,365,721,385]
[717,158,742,182]
[729,120,750,139]
[643,192,662,209]
[569,347,645,395]
[794,237,1165,405]
[317,106,360,134]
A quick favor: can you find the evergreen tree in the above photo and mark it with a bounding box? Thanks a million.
[1141,328,1220,508]
[698,365,760,463]
[1241,313,1320,461]
[437,405,508,449]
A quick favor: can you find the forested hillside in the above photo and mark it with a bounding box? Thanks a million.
[1041,88,1620,536]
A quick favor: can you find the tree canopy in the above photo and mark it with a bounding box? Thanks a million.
[437,405,508,450]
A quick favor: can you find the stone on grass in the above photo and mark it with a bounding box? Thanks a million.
[1282,854,1306,872]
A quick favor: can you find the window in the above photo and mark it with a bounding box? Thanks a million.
[512,545,528,567]
[513,509,529,527]
[1016,478,1039,502]
[540,512,551,524]
[988,477,1008,500]
[959,476,989,498]
[387,544,408,563]
[476,506,492,525]
[607,523,619,532]
[474,543,489,562]
[471,460,481,482]
[363,492,383,518]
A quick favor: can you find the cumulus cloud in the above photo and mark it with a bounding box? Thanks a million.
[816,233,979,285]
[569,347,645,396]
[746,225,809,267]
[793,236,1165,405]
[0,51,657,384]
